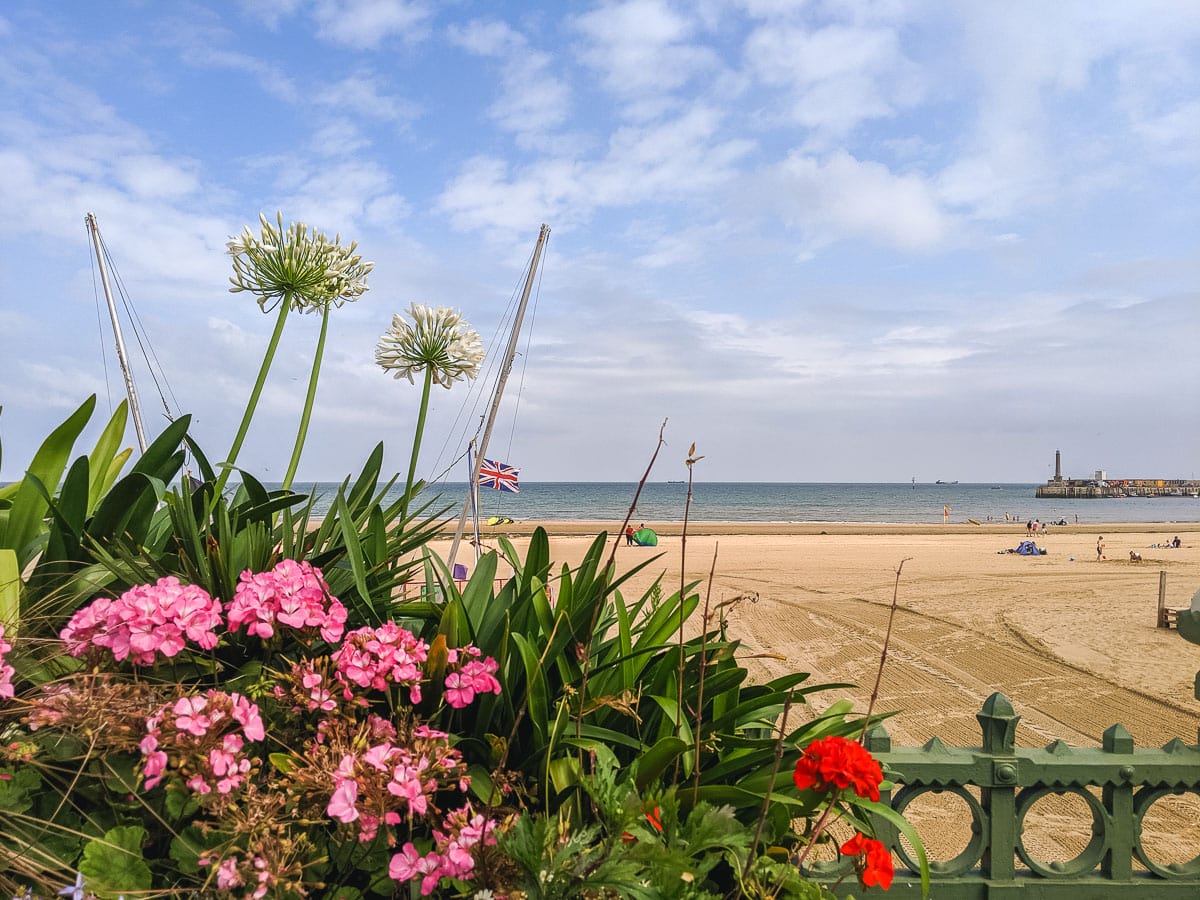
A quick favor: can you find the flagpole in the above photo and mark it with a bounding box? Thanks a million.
[469,440,482,562]
[447,224,549,569]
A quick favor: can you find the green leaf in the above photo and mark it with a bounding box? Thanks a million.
[168,825,208,874]
[0,548,18,631]
[334,493,371,607]
[87,401,130,512]
[79,824,152,897]
[129,413,191,480]
[511,631,549,749]
[164,784,201,820]
[1,395,95,559]
[633,736,689,790]
[548,755,583,794]
[0,765,40,813]
[269,752,296,774]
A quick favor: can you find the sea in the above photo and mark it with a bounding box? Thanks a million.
[279,482,1200,526]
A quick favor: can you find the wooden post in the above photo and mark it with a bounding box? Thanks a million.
[1157,570,1169,628]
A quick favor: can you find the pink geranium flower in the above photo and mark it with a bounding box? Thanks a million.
[60,577,222,666]
[0,625,15,699]
[226,559,347,645]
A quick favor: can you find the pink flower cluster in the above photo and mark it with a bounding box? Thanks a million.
[444,645,501,709]
[60,576,222,666]
[226,559,347,644]
[325,725,469,843]
[199,852,277,900]
[332,622,429,700]
[140,690,265,794]
[389,806,498,895]
[0,625,14,699]
[274,659,340,713]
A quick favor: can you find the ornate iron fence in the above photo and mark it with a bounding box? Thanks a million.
[832,692,1200,897]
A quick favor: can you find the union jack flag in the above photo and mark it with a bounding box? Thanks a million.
[478,458,521,493]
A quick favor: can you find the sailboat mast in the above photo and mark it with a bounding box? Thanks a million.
[447,223,549,568]
[86,213,148,453]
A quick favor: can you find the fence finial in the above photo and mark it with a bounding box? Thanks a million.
[977,692,1019,753]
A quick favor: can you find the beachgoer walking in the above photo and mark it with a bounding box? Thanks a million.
[625,525,634,546]
[1097,535,1105,560]
[1026,520,1033,537]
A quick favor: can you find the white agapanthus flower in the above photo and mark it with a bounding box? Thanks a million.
[376,303,485,388]
[227,212,373,312]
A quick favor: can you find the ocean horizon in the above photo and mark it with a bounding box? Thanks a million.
[274,481,1200,526]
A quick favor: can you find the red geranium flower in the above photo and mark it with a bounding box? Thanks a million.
[840,832,894,890]
[645,806,663,832]
[792,735,884,802]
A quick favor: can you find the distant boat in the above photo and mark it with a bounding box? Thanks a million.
[990,486,1002,490]
[667,480,685,484]
[935,480,959,485]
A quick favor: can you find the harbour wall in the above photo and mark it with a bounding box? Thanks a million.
[1036,478,1200,499]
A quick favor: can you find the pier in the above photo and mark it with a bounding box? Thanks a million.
[1036,478,1200,499]
[1035,450,1200,499]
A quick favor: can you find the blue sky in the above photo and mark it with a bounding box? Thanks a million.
[1,0,1197,485]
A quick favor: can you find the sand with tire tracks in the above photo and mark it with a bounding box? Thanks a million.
[430,521,1200,870]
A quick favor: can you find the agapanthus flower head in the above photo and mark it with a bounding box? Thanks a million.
[228,211,373,313]
[376,303,485,389]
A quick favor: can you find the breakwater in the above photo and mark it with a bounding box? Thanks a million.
[1036,478,1200,499]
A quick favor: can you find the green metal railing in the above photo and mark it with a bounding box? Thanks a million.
[822,608,1200,898]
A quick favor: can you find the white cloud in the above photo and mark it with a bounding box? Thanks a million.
[114,155,202,200]
[572,0,720,117]
[756,151,952,252]
[176,46,300,104]
[313,73,418,123]
[438,104,752,236]
[447,19,570,142]
[311,0,431,48]
[238,0,304,28]
[743,21,921,138]
[274,159,410,232]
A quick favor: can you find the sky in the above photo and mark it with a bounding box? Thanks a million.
[1,1,1198,486]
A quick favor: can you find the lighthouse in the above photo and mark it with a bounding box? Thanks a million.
[1054,450,1063,482]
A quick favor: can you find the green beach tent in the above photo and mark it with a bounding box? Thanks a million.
[633,528,658,546]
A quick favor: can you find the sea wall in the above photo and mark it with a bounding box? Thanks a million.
[1036,478,1200,499]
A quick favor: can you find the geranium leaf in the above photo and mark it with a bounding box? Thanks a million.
[269,752,296,774]
[79,824,152,896]
[0,765,40,813]
[169,825,208,874]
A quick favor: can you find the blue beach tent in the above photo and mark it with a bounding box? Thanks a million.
[1014,540,1046,556]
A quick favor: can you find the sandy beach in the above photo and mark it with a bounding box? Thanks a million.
[433,519,1200,864]
[436,520,1200,747]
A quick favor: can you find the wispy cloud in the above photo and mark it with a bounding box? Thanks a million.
[571,0,722,120]
[311,0,432,48]
[447,19,570,144]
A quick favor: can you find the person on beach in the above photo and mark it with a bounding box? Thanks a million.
[1097,536,1105,560]
[625,525,634,546]
[1026,520,1033,537]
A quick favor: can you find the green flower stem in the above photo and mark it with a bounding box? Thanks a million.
[400,366,434,522]
[216,297,292,496]
[282,300,330,491]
